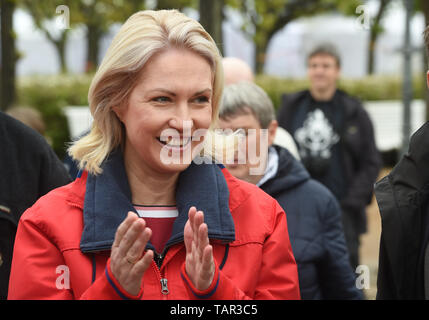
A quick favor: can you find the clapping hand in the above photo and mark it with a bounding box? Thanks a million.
[184,206,215,291]
[110,212,154,296]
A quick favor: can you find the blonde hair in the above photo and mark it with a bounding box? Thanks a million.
[68,9,225,174]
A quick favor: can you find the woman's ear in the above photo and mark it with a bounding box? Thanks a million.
[267,120,278,146]
[112,105,124,123]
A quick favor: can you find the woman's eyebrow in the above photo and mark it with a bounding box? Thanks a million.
[147,88,212,96]
[193,88,212,96]
[147,88,176,96]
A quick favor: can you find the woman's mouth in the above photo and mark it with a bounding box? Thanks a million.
[157,136,192,150]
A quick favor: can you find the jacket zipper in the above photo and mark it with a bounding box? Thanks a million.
[151,260,169,298]
[153,244,176,297]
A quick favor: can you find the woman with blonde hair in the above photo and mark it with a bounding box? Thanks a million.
[8,10,300,300]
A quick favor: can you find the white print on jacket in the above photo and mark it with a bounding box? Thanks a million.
[294,109,339,159]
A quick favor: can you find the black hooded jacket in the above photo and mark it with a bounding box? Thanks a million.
[376,121,429,299]
[260,145,362,299]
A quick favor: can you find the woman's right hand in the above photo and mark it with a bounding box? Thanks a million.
[110,211,153,296]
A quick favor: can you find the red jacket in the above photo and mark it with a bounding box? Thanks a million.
[8,152,300,300]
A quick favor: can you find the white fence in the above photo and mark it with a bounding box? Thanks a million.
[64,106,93,140]
[364,100,427,151]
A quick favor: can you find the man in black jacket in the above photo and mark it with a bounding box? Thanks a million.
[0,111,71,299]
[375,25,429,299]
[217,81,362,299]
[277,44,382,271]
[375,121,429,299]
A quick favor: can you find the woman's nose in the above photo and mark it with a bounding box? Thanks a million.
[168,104,194,132]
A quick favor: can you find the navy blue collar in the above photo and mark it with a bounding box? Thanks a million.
[80,150,235,253]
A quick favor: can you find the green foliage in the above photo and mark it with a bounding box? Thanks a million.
[20,0,68,22]
[156,0,196,10]
[227,0,364,72]
[70,0,196,30]
[16,74,92,159]
[71,0,140,31]
[255,75,310,108]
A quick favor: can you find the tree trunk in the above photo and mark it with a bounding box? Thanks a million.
[367,39,376,75]
[254,32,273,75]
[1,0,17,111]
[199,0,224,55]
[45,30,69,74]
[254,41,265,75]
[422,0,429,121]
[86,24,103,73]
[56,40,67,74]
[367,0,389,75]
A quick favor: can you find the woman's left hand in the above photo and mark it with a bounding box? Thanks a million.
[184,206,215,291]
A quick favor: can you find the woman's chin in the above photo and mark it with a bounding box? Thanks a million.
[155,162,193,175]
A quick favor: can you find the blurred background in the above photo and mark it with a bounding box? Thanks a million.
[1,0,428,299]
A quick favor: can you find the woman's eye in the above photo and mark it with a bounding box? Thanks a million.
[193,96,209,104]
[152,96,170,103]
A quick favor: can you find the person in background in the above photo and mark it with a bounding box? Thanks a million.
[0,111,71,300]
[375,25,429,300]
[222,57,300,160]
[222,57,255,84]
[217,81,362,299]
[277,43,382,271]
[6,106,46,136]
[8,10,300,300]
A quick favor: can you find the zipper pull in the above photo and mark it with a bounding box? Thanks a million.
[160,278,169,295]
[156,253,163,268]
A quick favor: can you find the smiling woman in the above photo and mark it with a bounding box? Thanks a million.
[8,9,300,300]
[68,10,224,176]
